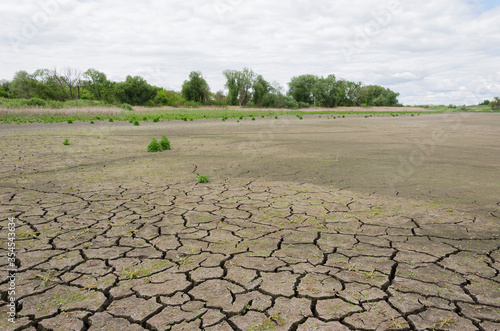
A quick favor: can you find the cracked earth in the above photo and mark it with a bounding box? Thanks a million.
[1,114,499,330]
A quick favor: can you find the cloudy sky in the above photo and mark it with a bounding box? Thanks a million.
[1,0,500,105]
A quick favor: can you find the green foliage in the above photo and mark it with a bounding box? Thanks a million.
[133,120,140,126]
[223,68,256,106]
[288,74,318,104]
[196,175,210,183]
[120,103,134,111]
[262,92,298,109]
[114,75,157,106]
[159,135,171,150]
[181,71,211,103]
[62,138,70,145]
[90,120,95,124]
[147,138,162,152]
[67,119,73,124]
[358,85,400,107]
[490,97,500,110]
[26,97,47,106]
[83,69,114,103]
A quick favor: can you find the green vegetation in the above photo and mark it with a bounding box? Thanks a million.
[0,108,444,125]
[147,135,172,152]
[120,103,134,111]
[0,66,401,110]
[147,138,162,152]
[181,71,210,103]
[63,139,70,146]
[133,120,140,126]
[159,135,171,150]
[196,175,210,183]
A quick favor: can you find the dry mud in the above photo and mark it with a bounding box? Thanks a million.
[0,113,499,330]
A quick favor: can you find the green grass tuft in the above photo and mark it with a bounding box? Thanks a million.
[63,139,70,146]
[147,138,162,152]
[196,175,210,183]
[159,135,171,150]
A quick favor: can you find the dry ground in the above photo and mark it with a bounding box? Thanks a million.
[0,113,499,330]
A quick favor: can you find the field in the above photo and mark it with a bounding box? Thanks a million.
[1,110,499,330]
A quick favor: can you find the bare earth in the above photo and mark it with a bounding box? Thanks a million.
[0,113,499,330]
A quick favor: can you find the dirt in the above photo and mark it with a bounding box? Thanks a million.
[0,113,499,330]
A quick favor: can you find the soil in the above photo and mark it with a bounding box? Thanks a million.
[0,112,499,330]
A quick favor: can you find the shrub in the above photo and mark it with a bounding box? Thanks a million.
[109,118,114,122]
[63,139,70,145]
[26,98,47,107]
[133,121,140,126]
[196,175,210,183]
[298,101,310,109]
[147,138,162,152]
[90,120,95,124]
[153,117,159,123]
[121,103,134,111]
[159,135,171,150]
[67,119,73,124]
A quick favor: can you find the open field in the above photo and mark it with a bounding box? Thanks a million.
[1,112,499,330]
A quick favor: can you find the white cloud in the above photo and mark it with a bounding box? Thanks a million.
[1,0,499,104]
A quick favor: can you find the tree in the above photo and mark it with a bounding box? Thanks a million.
[311,74,338,107]
[358,85,400,107]
[252,75,271,106]
[10,71,36,98]
[50,67,83,101]
[490,97,500,110]
[114,75,157,106]
[287,74,319,104]
[336,79,362,106]
[83,69,113,102]
[181,71,210,103]
[223,68,256,106]
[0,79,11,98]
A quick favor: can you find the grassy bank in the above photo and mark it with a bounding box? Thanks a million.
[0,107,444,124]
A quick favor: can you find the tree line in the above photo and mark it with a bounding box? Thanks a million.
[0,67,402,109]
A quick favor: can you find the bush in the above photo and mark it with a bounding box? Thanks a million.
[26,98,47,107]
[67,119,73,124]
[147,138,162,152]
[133,121,140,126]
[63,139,70,145]
[159,135,171,150]
[298,101,310,109]
[121,103,134,111]
[196,175,210,183]
[144,100,155,107]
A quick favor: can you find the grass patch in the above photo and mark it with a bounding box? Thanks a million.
[147,138,162,152]
[196,175,210,183]
[159,135,171,150]
[63,139,70,146]
[0,107,449,125]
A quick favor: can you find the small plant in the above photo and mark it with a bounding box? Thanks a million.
[109,118,114,122]
[159,135,171,150]
[196,175,210,183]
[67,119,73,124]
[153,117,159,123]
[121,103,134,111]
[90,120,95,124]
[147,138,162,152]
[133,120,140,126]
[252,117,256,121]
[63,139,70,146]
